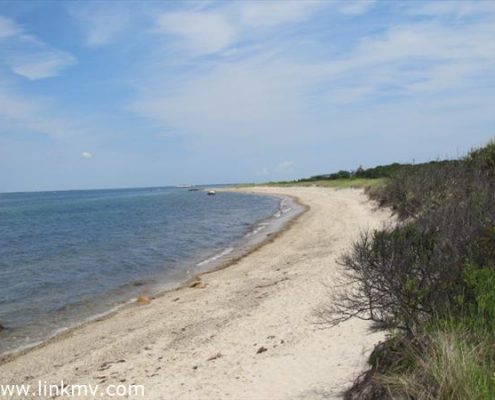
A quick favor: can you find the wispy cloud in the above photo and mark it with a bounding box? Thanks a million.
[152,1,334,57]
[68,3,131,48]
[406,1,495,17]
[132,57,312,140]
[4,39,76,80]
[129,0,495,182]
[135,13,495,133]
[155,11,235,55]
[0,15,20,38]
[239,1,327,27]
[0,15,76,79]
[329,19,495,97]
[339,0,376,16]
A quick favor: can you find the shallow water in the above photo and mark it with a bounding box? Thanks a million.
[0,186,280,354]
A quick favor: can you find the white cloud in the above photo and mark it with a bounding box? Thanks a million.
[339,1,376,16]
[132,58,314,140]
[133,8,495,144]
[0,16,76,79]
[156,11,235,55]
[305,18,495,102]
[407,1,495,17]
[5,41,76,80]
[69,4,131,47]
[0,15,21,38]
[240,1,326,27]
[0,19,80,140]
[81,151,93,159]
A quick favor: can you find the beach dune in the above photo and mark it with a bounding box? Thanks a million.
[0,187,390,399]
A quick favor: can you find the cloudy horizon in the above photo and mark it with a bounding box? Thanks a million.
[1,1,494,192]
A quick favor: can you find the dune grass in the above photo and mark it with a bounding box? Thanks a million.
[378,322,495,400]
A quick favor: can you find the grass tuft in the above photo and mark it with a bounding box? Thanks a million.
[379,325,495,400]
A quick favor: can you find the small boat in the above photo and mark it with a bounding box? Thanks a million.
[207,190,216,196]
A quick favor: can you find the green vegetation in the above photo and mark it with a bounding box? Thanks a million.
[360,322,495,400]
[263,160,456,192]
[266,177,386,189]
[319,140,495,399]
[252,141,495,398]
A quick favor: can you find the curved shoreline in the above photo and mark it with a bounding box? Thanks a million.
[0,191,307,364]
[0,186,390,400]
[195,191,307,276]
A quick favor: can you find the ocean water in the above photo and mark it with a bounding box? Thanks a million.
[0,187,282,355]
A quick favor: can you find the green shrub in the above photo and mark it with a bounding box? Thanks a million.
[462,266,495,332]
[336,140,495,399]
[329,224,449,333]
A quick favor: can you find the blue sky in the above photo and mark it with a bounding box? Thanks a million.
[0,0,494,192]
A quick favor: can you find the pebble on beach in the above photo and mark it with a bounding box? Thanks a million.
[190,280,208,289]
[136,296,151,305]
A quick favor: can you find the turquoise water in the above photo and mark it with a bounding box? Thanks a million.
[0,187,280,354]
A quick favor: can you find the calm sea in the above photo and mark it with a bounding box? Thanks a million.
[0,187,281,355]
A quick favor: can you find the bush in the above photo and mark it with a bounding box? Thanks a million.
[324,225,447,333]
[371,161,461,219]
[324,140,495,399]
[328,142,495,330]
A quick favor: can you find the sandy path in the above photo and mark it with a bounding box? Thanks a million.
[0,187,390,399]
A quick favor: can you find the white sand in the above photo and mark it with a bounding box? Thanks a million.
[0,187,390,399]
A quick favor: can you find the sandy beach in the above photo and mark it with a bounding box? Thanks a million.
[0,187,390,399]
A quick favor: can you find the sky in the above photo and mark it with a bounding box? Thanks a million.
[0,0,494,192]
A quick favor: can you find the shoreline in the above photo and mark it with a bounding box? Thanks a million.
[0,191,306,364]
[195,191,307,276]
[0,187,390,399]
